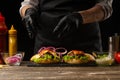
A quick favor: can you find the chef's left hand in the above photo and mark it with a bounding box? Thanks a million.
[53,13,83,38]
[22,8,38,39]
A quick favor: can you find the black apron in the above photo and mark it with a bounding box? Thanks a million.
[34,0,103,53]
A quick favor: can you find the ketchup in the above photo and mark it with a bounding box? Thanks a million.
[0,12,8,64]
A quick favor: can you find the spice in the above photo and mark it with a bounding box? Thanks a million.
[8,25,17,56]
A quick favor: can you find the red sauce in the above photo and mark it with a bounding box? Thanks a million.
[0,12,8,64]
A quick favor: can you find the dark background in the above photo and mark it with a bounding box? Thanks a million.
[0,0,120,60]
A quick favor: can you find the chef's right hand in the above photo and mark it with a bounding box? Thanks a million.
[22,8,38,39]
[53,13,83,38]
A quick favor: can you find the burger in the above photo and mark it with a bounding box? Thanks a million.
[62,50,95,64]
[30,48,60,64]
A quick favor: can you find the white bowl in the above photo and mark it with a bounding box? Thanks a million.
[1,51,25,66]
[94,52,114,66]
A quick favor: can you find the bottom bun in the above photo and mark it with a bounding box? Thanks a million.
[84,53,95,61]
[64,59,88,64]
[37,59,60,64]
[38,60,53,64]
[64,53,95,64]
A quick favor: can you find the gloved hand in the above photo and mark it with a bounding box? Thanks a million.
[22,8,38,39]
[53,13,83,38]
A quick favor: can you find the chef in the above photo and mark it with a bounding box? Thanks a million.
[19,0,113,54]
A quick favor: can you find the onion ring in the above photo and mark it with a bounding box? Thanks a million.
[38,46,56,53]
[38,47,46,53]
[55,47,67,56]
[38,46,67,56]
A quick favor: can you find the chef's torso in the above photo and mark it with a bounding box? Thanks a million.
[34,0,102,53]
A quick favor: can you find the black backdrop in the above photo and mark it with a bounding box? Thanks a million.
[0,0,120,60]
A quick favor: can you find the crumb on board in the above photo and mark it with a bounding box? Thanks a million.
[0,65,3,69]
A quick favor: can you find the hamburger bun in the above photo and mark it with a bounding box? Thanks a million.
[63,50,95,64]
[68,50,84,55]
[30,48,60,64]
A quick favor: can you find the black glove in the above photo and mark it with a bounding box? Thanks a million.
[53,13,83,38]
[23,8,38,39]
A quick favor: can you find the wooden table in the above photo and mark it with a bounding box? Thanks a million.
[0,61,120,80]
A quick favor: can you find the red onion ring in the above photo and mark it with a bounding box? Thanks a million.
[38,47,46,53]
[55,47,67,55]
[55,47,67,62]
[38,46,56,53]
[37,47,67,57]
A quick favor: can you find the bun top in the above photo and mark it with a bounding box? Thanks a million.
[39,49,57,56]
[68,50,84,55]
